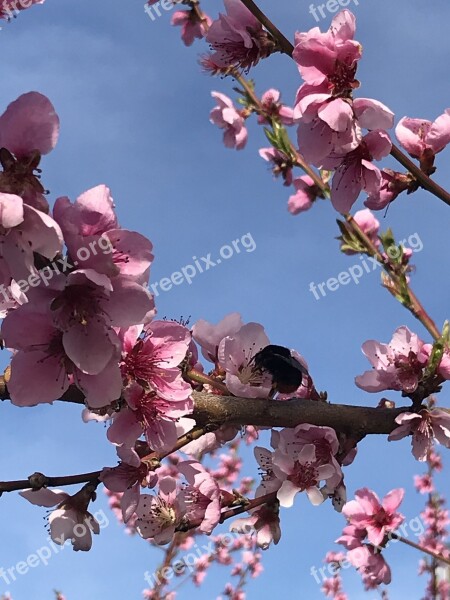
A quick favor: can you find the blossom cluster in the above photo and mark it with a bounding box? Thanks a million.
[168,1,450,216]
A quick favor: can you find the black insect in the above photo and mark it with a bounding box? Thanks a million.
[252,344,308,394]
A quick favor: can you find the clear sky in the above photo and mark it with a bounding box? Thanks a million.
[1,1,450,599]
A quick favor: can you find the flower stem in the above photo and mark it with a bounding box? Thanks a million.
[391,533,450,567]
[238,0,294,56]
[346,214,441,340]
[185,368,229,394]
[390,144,450,208]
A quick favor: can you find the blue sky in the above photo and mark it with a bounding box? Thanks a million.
[1,0,450,598]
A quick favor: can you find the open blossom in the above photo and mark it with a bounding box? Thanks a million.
[192,312,243,363]
[388,409,450,461]
[218,322,272,398]
[206,0,275,71]
[107,383,192,451]
[20,484,99,551]
[171,9,212,47]
[177,460,221,534]
[135,477,185,544]
[293,11,361,90]
[100,447,158,523]
[293,11,394,170]
[0,92,59,212]
[347,545,391,588]
[210,92,248,150]
[231,503,281,550]
[0,192,63,285]
[271,425,343,507]
[257,89,294,126]
[364,168,412,210]
[44,269,153,373]
[2,305,122,407]
[395,110,450,164]
[54,184,154,284]
[342,487,404,546]
[297,116,360,168]
[272,443,336,508]
[355,326,430,394]
[326,130,392,213]
[121,320,192,400]
[108,321,192,451]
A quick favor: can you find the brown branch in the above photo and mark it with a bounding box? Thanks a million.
[0,375,413,436]
[238,0,294,56]
[0,471,101,494]
[191,392,410,435]
[390,144,450,208]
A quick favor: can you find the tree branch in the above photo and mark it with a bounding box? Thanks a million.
[0,375,411,437]
[191,392,410,435]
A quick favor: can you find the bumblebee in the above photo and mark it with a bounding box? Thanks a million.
[252,344,308,394]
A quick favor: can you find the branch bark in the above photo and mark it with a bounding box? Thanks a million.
[0,375,410,437]
[192,392,409,436]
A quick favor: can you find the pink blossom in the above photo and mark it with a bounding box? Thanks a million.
[218,322,272,398]
[210,92,248,150]
[257,89,294,126]
[0,91,59,158]
[347,545,391,588]
[292,12,394,162]
[327,130,392,213]
[259,147,294,187]
[272,444,336,507]
[297,116,360,167]
[274,424,342,493]
[192,312,243,363]
[121,320,192,401]
[342,487,404,546]
[135,477,184,544]
[355,326,429,393]
[287,175,319,214]
[341,208,380,254]
[253,446,281,496]
[54,185,153,284]
[2,305,122,407]
[100,451,157,523]
[395,111,450,161]
[293,11,361,88]
[414,474,434,494]
[364,168,412,210]
[388,409,450,461]
[231,503,281,550]
[177,460,221,534]
[0,192,63,285]
[108,382,192,452]
[45,269,153,373]
[20,484,99,551]
[206,0,275,71]
[0,92,59,212]
[171,10,211,46]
